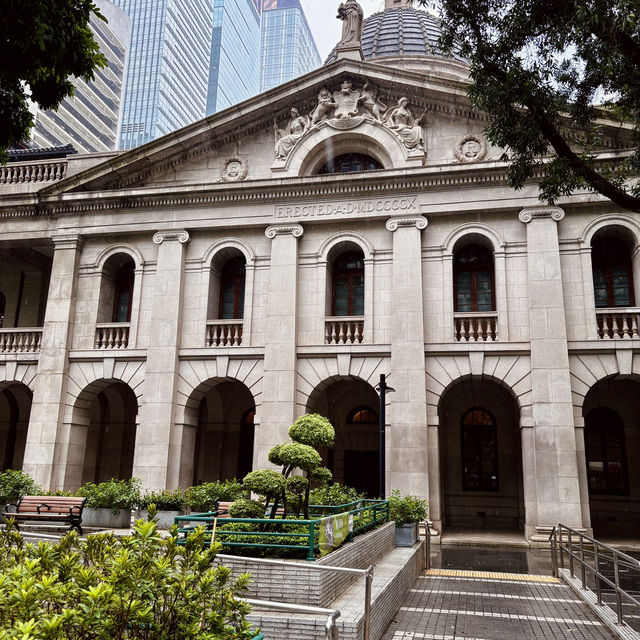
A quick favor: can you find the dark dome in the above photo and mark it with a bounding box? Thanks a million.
[325,7,467,65]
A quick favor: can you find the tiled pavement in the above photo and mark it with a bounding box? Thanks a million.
[382,569,615,640]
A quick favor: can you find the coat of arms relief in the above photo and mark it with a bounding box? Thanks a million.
[273,78,427,161]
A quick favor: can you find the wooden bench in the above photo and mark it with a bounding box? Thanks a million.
[3,496,86,534]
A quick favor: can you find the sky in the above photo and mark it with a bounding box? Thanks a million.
[300,0,386,60]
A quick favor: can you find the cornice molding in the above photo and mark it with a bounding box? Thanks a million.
[265,224,304,239]
[518,207,565,224]
[386,216,428,231]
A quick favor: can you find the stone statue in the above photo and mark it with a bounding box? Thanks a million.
[337,0,364,47]
[359,81,387,121]
[274,108,310,159]
[332,80,361,119]
[384,97,427,150]
[310,88,337,125]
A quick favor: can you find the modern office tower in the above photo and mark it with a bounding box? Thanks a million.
[207,0,262,115]
[112,0,213,150]
[31,0,131,153]
[260,0,321,92]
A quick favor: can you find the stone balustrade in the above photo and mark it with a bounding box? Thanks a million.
[95,323,130,349]
[0,161,67,185]
[454,312,498,342]
[596,308,640,339]
[206,320,243,347]
[0,329,43,353]
[325,317,364,345]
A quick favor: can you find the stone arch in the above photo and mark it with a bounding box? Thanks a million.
[95,243,145,271]
[318,232,374,263]
[202,238,256,269]
[581,214,640,249]
[0,382,33,471]
[443,223,505,256]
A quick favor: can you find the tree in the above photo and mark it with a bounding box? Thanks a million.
[0,1,107,159]
[418,0,640,212]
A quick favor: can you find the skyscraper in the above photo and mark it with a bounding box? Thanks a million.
[260,0,321,92]
[111,0,213,150]
[207,0,263,116]
[31,0,131,153]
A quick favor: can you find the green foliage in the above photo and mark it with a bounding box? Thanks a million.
[309,482,366,507]
[0,470,41,506]
[0,519,258,639]
[228,499,264,519]
[184,480,244,513]
[388,489,428,526]
[289,414,335,448]
[74,478,141,511]
[137,489,185,511]
[242,470,286,504]
[285,477,309,518]
[418,0,640,212]
[310,466,333,486]
[0,1,108,158]
[274,442,322,474]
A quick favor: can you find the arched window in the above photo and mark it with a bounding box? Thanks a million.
[318,153,383,175]
[585,407,628,495]
[592,237,635,308]
[461,408,498,492]
[348,407,378,424]
[112,262,135,323]
[332,251,364,316]
[454,244,495,312]
[219,257,246,320]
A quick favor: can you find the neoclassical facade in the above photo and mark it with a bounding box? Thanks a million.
[0,0,638,542]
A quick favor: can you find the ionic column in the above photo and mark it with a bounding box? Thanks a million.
[134,230,189,490]
[387,216,429,498]
[23,234,84,489]
[254,224,303,469]
[519,207,583,538]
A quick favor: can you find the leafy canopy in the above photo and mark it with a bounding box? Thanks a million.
[418,0,640,211]
[0,1,107,157]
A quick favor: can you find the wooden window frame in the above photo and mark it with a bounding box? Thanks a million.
[592,237,635,308]
[460,408,499,493]
[218,257,246,320]
[453,245,496,313]
[112,262,135,323]
[331,251,365,317]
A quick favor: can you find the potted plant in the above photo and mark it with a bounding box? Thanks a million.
[75,478,140,529]
[388,490,428,547]
[136,489,185,528]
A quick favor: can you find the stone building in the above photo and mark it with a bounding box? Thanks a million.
[0,0,638,543]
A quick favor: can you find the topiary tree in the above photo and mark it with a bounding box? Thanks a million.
[242,470,286,517]
[229,498,265,519]
[285,476,309,518]
[289,413,335,448]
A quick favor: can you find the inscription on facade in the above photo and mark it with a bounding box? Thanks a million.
[274,196,418,220]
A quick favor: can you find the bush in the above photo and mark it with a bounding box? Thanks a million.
[75,478,141,511]
[309,482,366,507]
[388,489,428,526]
[0,520,258,639]
[289,413,335,448]
[229,498,264,519]
[184,479,244,513]
[243,470,286,504]
[0,470,41,506]
[137,488,185,511]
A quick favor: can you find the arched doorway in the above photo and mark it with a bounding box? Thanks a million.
[0,383,32,470]
[439,377,524,531]
[306,376,379,497]
[583,377,640,537]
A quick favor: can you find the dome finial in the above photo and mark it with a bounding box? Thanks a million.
[385,0,414,8]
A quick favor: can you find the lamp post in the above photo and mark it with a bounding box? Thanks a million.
[376,374,395,499]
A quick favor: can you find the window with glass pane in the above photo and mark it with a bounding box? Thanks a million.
[219,257,246,320]
[454,245,495,312]
[591,237,635,308]
[332,251,364,316]
[318,153,383,174]
[112,262,134,323]
[461,409,499,492]
[349,407,378,423]
[585,407,628,495]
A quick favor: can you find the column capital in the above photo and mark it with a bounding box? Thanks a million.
[265,224,304,239]
[52,234,84,251]
[386,216,428,232]
[518,207,565,224]
[153,230,190,245]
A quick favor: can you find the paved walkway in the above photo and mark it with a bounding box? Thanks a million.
[382,568,615,640]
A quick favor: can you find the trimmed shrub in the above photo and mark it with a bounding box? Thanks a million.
[243,470,286,506]
[0,470,40,506]
[74,478,141,510]
[229,498,264,519]
[184,479,244,513]
[289,413,335,448]
[309,482,366,507]
[137,488,185,511]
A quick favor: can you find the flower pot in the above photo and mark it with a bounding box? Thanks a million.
[82,507,132,529]
[134,510,185,529]
[395,522,418,547]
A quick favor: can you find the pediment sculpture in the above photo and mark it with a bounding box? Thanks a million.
[273,78,428,160]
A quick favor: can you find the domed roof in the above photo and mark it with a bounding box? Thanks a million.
[325,7,468,66]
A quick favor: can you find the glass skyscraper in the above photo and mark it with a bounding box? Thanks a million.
[111,0,213,150]
[207,0,262,116]
[260,0,321,92]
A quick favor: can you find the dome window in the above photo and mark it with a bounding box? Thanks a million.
[318,153,383,175]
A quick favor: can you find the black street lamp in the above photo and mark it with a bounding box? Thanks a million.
[376,373,395,499]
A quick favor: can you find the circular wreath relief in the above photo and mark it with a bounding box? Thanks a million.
[454,134,487,163]
[220,157,248,182]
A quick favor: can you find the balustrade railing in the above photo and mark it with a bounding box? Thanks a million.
[206,320,243,347]
[0,161,67,185]
[325,317,364,345]
[0,329,42,353]
[95,323,130,349]
[596,308,640,339]
[454,312,498,342]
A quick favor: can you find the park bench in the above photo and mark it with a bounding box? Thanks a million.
[3,496,86,534]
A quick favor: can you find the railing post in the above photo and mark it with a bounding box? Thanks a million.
[614,553,624,625]
[579,535,586,589]
[594,543,602,605]
[559,526,565,569]
[364,565,373,640]
[550,528,557,578]
[425,520,431,572]
[568,529,574,578]
[307,521,316,562]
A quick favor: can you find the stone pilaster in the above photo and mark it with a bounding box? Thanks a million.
[23,234,84,489]
[519,207,584,538]
[387,216,429,498]
[134,230,189,490]
[255,224,303,469]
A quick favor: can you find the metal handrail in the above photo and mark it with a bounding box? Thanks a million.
[243,598,340,640]
[221,554,373,640]
[550,523,640,627]
[424,519,431,571]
